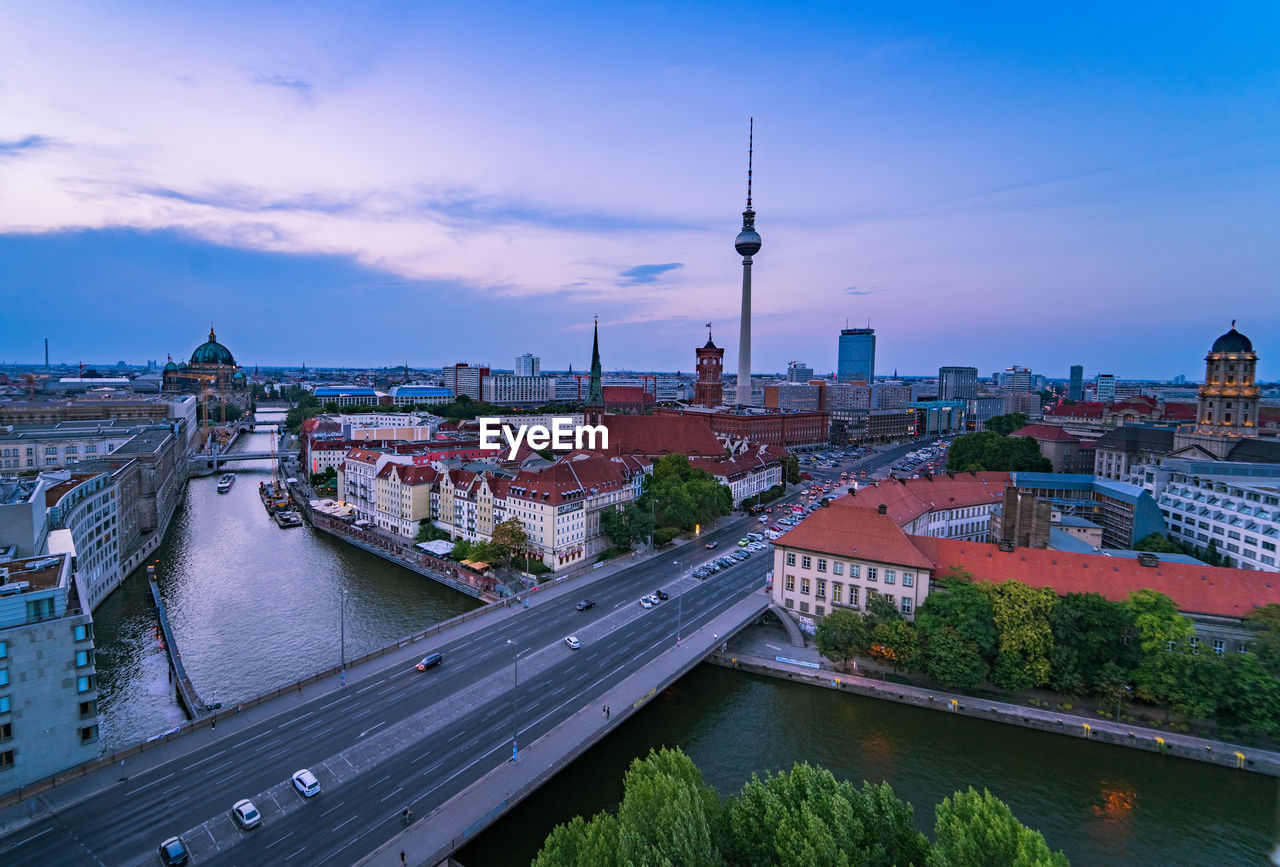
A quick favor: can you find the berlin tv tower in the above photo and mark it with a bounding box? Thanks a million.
[734,119,761,406]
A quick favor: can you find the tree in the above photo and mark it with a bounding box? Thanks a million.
[929,787,1068,867]
[489,518,530,567]
[1243,603,1280,676]
[720,766,929,867]
[923,627,989,691]
[1134,533,1191,555]
[1220,652,1280,738]
[869,620,919,674]
[977,581,1057,691]
[416,520,448,543]
[784,455,801,486]
[640,455,732,532]
[1125,589,1193,657]
[984,413,1030,437]
[814,608,868,670]
[1048,592,1134,695]
[915,576,999,660]
[865,593,903,629]
[944,431,1051,473]
[451,539,471,561]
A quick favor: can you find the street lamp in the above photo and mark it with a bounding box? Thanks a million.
[1116,684,1130,723]
[506,639,524,761]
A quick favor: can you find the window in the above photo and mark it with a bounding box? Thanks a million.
[816,558,827,572]
[0,641,5,659]
[903,573,914,587]
[79,700,96,719]
[1165,640,1175,652]
[0,671,6,688]
[77,675,95,694]
[79,725,98,744]
[1238,642,1250,655]
[884,570,896,585]
[784,597,793,609]
[1189,636,1199,651]
[786,552,795,566]
[832,583,842,604]
[76,649,93,668]
[849,586,860,608]
[785,574,795,592]
[816,579,826,599]
[1213,639,1225,657]
[0,723,10,742]
[867,567,877,582]
[799,601,809,613]
[801,556,811,570]
[800,577,811,595]
[901,598,912,615]
[0,750,12,770]
[832,562,843,576]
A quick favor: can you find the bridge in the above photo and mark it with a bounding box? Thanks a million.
[148,573,209,720]
[0,444,912,866]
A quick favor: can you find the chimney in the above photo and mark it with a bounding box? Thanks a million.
[877,504,887,515]
[997,539,1015,553]
[1137,552,1159,568]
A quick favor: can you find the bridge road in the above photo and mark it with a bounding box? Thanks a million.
[1,439,916,864]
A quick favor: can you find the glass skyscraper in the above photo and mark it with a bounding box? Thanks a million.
[837,328,875,383]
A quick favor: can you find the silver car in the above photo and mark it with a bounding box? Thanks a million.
[231,798,261,829]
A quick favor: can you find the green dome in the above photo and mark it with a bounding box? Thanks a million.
[190,326,236,367]
[232,370,246,380]
[163,360,178,372]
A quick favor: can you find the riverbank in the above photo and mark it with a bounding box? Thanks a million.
[711,624,1280,777]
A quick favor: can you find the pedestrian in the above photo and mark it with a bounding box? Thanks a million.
[211,716,215,730]
[400,851,406,865]
[298,684,303,695]
[606,705,610,719]
[237,703,242,716]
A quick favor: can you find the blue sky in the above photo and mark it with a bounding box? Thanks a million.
[1,3,1277,379]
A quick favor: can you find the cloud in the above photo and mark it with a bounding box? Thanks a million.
[0,135,53,157]
[618,263,683,285]
[248,73,314,95]
[845,286,880,296]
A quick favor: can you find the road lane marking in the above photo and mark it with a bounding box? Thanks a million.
[10,828,51,847]
[213,771,241,786]
[358,721,387,739]
[356,681,382,694]
[128,771,176,793]
[331,816,358,833]
[238,729,275,746]
[204,760,235,775]
[180,750,226,771]
[321,804,344,818]
[379,785,405,803]
[265,831,295,850]
[284,846,308,861]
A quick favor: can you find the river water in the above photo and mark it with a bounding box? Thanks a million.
[89,412,1278,865]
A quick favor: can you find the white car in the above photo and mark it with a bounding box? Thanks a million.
[640,597,653,609]
[564,635,581,649]
[231,799,261,830]
[292,769,320,798]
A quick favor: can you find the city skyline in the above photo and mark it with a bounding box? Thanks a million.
[2,4,1278,377]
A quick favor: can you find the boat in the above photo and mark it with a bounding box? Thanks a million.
[274,510,303,528]
[217,473,236,493]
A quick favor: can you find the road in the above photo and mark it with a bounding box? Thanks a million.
[1,439,926,865]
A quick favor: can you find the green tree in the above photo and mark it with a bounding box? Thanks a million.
[451,539,471,561]
[784,455,801,486]
[489,518,530,567]
[1133,533,1191,555]
[978,581,1057,691]
[865,593,904,629]
[814,608,869,670]
[915,576,999,659]
[929,787,1068,867]
[1125,589,1193,657]
[945,431,1051,473]
[869,620,919,674]
[922,626,989,691]
[1243,603,1280,676]
[721,765,929,867]
[1221,652,1280,738]
[1048,592,1134,695]
[984,413,1030,437]
[415,520,448,543]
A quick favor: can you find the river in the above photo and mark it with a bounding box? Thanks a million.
[88,412,1279,865]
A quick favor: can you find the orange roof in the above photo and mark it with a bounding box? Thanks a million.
[911,537,1280,620]
[1014,424,1080,442]
[834,472,1009,526]
[507,455,629,505]
[593,414,724,458]
[778,505,935,570]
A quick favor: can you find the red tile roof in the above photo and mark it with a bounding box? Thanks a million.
[833,472,1009,526]
[1044,402,1106,419]
[1162,403,1197,420]
[1014,424,1080,442]
[689,448,782,480]
[507,455,629,504]
[591,414,725,458]
[910,537,1280,620]
[778,506,935,570]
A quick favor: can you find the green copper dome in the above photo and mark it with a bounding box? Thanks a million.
[163,360,178,372]
[190,326,236,367]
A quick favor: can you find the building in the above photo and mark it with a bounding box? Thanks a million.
[0,420,146,472]
[43,471,122,611]
[1000,366,1032,393]
[837,328,875,384]
[966,395,1009,430]
[1010,472,1167,549]
[1093,426,1177,481]
[836,471,1008,540]
[654,406,829,450]
[161,326,247,401]
[1094,374,1117,403]
[601,386,655,415]
[694,328,725,407]
[389,385,453,407]
[1002,392,1042,417]
[787,361,814,383]
[734,122,761,406]
[938,366,978,400]
[0,476,51,558]
[515,354,541,377]
[0,550,101,792]
[373,464,439,538]
[481,375,551,407]
[1180,323,1261,456]
[908,401,968,438]
[990,486,1052,548]
[764,382,823,412]
[1013,423,1097,473]
[689,445,784,506]
[312,386,382,407]
[0,394,197,448]
[448,364,490,401]
[772,504,933,628]
[1068,365,1084,402]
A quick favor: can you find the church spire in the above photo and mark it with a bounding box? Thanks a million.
[587,317,603,406]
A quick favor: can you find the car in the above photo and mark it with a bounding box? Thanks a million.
[576,599,595,611]
[758,516,769,523]
[738,538,750,547]
[231,799,261,830]
[704,541,718,549]
[292,768,320,798]
[765,507,773,513]
[654,589,670,600]
[564,635,581,649]
[640,597,653,609]
[648,592,662,603]
[416,652,443,671]
[157,836,189,866]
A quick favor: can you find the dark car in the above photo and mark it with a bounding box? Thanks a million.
[158,837,189,866]
[576,599,595,611]
[416,652,443,671]
[654,589,670,601]
[704,541,718,549]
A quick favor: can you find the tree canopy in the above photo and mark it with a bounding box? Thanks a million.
[945,431,1051,473]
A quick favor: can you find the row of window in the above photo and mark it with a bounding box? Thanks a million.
[784,552,914,586]
[781,577,914,615]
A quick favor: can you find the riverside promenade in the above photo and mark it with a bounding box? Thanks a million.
[710,624,1280,777]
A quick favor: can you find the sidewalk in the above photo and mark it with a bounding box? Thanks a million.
[713,623,1280,777]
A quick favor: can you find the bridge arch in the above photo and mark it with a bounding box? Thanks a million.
[767,603,807,648]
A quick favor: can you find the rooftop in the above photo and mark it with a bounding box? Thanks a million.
[776,505,935,570]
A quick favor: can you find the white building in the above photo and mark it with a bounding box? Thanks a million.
[515,354,541,377]
[0,421,146,471]
[690,447,783,506]
[482,375,551,406]
[389,385,453,406]
[312,386,382,407]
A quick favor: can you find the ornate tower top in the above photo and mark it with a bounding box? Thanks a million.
[734,118,762,258]
[587,316,603,406]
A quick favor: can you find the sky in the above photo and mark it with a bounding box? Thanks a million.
[1,2,1278,380]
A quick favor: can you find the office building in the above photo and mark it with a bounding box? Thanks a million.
[1000,366,1033,393]
[1095,374,1117,403]
[1069,365,1084,402]
[514,354,541,377]
[938,366,978,400]
[481,375,551,407]
[787,361,814,383]
[448,363,490,402]
[837,328,875,384]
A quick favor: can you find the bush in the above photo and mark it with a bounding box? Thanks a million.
[653,527,682,547]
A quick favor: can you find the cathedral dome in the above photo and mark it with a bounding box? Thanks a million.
[190,326,236,367]
[1211,325,1252,354]
[163,360,178,373]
